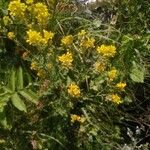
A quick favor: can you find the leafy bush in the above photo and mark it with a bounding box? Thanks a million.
[0,0,149,149]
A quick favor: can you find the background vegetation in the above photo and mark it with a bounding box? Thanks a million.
[0,0,149,149]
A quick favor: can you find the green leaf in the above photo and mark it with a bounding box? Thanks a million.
[11,93,27,112]
[130,62,144,83]
[19,89,39,104]
[8,68,16,92]
[16,66,23,90]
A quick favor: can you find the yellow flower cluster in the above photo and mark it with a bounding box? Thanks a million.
[30,61,38,70]
[8,0,27,18]
[109,94,122,104]
[26,30,41,45]
[61,35,73,46]
[71,114,85,123]
[30,61,46,78]
[115,82,126,90]
[80,37,95,49]
[7,32,15,40]
[26,29,54,46]
[58,52,73,67]
[68,83,81,98]
[97,44,116,57]
[37,69,46,78]
[42,30,54,45]
[94,62,105,73]
[33,3,50,25]
[108,68,117,81]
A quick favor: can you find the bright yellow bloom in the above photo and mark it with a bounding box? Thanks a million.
[8,0,27,18]
[7,32,15,39]
[61,35,73,46]
[42,30,54,44]
[3,16,11,26]
[26,29,54,45]
[30,61,38,70]
[58,52,73,67]
[115,82,126,90]
[78,30,86,37]
[109,94,122,104]
[68,83,81,98]
[94,62,105,73]
[97,44,116,57]
[37,69,46,78]
[80,37,95,49]
[71,114,81,123]
[34,3,50,25]
[108,68,117,81]
[71,114,86,123]
[26,0,33,4]
[26,29,42,45]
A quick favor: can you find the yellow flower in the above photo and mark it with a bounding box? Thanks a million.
[94,62,105,73]
[115,82,126,90]
[68,83,81,98]
[109,94,122,104]
[26,29,54,45]
[8,0,27,18]
[3,16,11,26]
[80,37,95,49]
[71,114,81,123]
[71,114,86,123]
[7,32,15,39]
[34,3,50,25]
[37,69,46,78]
[58,52,73,67]
[97,44,116,57]
[26,29,42,45]
[42,30,54,44]
[78,30,86,37]
[26,0,33,4]
[108,68,117,81]
[61,35,73,46]
[30,61,38,70]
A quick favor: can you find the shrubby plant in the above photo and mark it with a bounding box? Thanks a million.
[0,0,149,149]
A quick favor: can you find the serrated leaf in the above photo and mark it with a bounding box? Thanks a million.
[130,62,144,83]
[16,66,23,90]
[11,93,27,112]
[19,89,39,104]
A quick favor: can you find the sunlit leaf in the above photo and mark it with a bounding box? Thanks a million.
[11,93,27,112]
[16,66,23,90]
[19,89,39,104]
